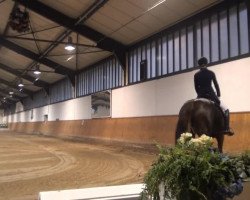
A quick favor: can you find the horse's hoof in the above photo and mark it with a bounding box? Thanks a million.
[223,130,234,136]
[227,132,234,136]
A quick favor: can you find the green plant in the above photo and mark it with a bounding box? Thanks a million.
[142,133,246,200]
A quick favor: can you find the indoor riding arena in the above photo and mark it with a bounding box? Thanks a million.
[0,0,250,200]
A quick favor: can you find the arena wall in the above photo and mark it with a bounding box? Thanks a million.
[7,57,250,152]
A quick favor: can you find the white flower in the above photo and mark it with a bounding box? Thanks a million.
[179,132,193,144]
[181,132,193,138]
[179,137,185,144]
[199,134,213,145]
[180,132,193,140]
[190,138,203,146]
[188,134,213,147]
[178,133,213,147]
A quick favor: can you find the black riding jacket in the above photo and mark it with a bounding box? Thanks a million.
[194,68,221,104]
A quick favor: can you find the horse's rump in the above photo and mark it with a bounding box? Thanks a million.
[176,98,225,151]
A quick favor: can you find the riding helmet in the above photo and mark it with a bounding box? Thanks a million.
[198,57,208,66]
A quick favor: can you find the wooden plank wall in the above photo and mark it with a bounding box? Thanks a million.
[8,112,250,153]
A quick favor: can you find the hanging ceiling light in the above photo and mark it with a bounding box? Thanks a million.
[65,36,75,51]
[18,82,24,87]
[33,65,41,75]
[9,7,30,33]
[18,79,24,87]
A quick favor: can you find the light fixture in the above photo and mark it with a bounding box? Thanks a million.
[35,77,39,82]
[18,79,24,87]
[34,65,41,75]
[9,7,30,33]
[147,0,166,11]
[9,91,14,95]
[65,36,75,51]
[66,55,74,62]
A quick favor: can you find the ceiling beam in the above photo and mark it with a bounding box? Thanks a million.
[0,94,19,104]
[0,100,12,106]
[0,87,23,99]
[0,36,74,76]
[4,35,96,48]
[0,77,33,97]
[0,90,20,102]
[0,2,18,51]
[0,62,49,88]
[11,0,114,87]
[15,0,126,53]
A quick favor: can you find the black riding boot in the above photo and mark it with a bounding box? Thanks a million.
[224,109,234,136]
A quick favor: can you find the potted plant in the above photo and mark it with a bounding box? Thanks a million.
[141,133,250,200]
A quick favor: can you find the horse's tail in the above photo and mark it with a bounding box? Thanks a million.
[175,101,194,143]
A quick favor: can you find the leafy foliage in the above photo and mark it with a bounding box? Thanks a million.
[142,133,248,200]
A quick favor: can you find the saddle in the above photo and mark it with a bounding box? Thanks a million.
[194,98,214,104]
[195,97,222,113]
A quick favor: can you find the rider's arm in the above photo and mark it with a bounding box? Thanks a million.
[212,73,221,97]
[194,75,199,94]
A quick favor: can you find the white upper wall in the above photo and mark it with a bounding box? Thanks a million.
[112,81,156,117]
[112,57,250,117]
[33,106,49,122]
[5,57,250,122]
[15,102,24,112]
[48,96,91,121]
[213,58,250,112]
[155,71,197,116]
[112,70,197,117]
[4,96,92,122]
[0,109,4,123]
[73,96,91,120]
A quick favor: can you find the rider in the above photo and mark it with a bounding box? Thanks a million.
[194,57,234,135]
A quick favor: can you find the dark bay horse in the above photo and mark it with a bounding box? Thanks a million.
[175,99,226,152]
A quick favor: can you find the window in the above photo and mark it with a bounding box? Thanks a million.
[127,1,249,84]
[77,56,124,96]
[50,78,72,103]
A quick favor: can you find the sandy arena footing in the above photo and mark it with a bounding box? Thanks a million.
[0,131,155,200]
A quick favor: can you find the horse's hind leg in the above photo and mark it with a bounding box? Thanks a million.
[191,116,210,138]
[175,116,190,143]
[216,134,224,153]
[175,120,183,144]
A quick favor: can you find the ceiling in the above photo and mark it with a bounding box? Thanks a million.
[0,0,220,107]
